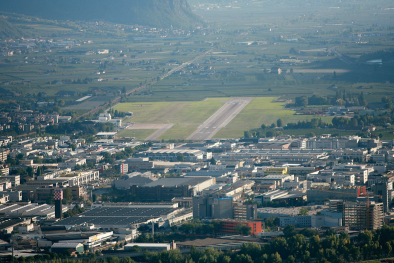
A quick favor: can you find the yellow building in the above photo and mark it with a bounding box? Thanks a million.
[264,167,288,175]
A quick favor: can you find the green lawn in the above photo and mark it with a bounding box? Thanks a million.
[116,129,156,140]
[215,97,334,138]
[214,97,280,138]
[115,97,336,140]
[114,98,229,124]
[159,124,199,140]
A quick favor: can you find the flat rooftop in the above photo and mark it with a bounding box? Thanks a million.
[143,177,212,187]
[177,238,240,247]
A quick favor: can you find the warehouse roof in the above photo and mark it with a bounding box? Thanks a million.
[143,177,212,187]
[45,232,99,241]
[125,243,169,248]
[82,207,177,217]
[51,243,83,248]
[55,216,154,226]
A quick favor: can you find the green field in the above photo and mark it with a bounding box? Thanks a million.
[116,129,156,140]
[115,97,334,140]
[114,98,229,124]
[159,124,199,140]
[114,98,230,139]
[214,97,334,138]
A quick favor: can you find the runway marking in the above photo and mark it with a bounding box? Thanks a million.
[186,97,253,141]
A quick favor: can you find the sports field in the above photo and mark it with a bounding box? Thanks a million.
[114,97,333,140]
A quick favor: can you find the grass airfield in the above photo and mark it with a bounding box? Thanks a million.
[114,97,333,140]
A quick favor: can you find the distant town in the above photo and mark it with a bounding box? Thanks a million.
[1,0,394,262]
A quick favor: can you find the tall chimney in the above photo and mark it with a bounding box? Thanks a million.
[54,189,63,219]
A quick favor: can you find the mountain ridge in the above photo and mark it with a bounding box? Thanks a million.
[0,0,202,28]
[0,16,26,39]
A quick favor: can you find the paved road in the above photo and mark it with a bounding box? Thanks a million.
[187,98,252,141]
[76,49,214,120]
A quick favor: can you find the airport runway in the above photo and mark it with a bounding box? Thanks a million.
[145,124,174,141]
[186,98,252,141]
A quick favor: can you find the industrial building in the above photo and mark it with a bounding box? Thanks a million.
[193,195,234,219]
[51,243,84,254]
[0,203,68,220]
[55,203,190,229]
[113,172,157,190]
[257,205,328,218]
[125,242,174,252]
[214,219,262,236]
[307,188,363,204]
[44,231,113,250]
[177,237,261,251]
[137,149,212,162]
[279,211,343,228]
[233,202,257,220]
[129,177,215,202]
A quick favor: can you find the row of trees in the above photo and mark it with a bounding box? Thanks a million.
[133,225,394,263]
[63,204,85,218]
[10,225,394,263]
[294,91,368,107]
[46,121,114,135]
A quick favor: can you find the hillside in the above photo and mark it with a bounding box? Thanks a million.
[0,16,25,39]
[0,0,202,28]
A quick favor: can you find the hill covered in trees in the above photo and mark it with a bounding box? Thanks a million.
[0,0,202,28]
[0,16,26,39]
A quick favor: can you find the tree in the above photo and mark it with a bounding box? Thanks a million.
[261,123,268,129]
[306,132,315,138]
[46,193,54,205]
[176,154,184,162]
[295,96,308,107]
[244,131,251,138]
[236,224,252,236]
[26,166,34,177]
[122,87,127,94]
[234,254,253,263]
[277,119,283,127]
[299,208,309,216]
[268,252,282,263]
[92,193,98,202]
[287,255,296,263]
[283,225,297,238]
[63,188,73,204]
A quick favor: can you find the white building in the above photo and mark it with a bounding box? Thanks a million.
[94,113,122,127]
